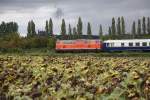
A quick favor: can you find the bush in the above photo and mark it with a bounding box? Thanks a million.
[20,36,56,49]
[47,37,56,49]
[0,33,56,52]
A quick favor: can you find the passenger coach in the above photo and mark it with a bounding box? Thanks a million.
[103,39,150,51]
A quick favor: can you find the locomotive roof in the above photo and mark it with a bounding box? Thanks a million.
[104,39,150,43]
[57,39,101,41]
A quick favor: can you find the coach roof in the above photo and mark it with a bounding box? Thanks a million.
[104,39,150,43]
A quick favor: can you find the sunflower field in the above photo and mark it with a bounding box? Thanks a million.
[0,55,150,100]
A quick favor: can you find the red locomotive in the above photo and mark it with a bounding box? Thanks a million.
[55,39,102,52]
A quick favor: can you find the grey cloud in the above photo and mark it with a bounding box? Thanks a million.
[0,0,150,15]
[0,0,53,13]
[0,0,150,35]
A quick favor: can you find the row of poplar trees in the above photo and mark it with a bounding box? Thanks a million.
[61,16,150,39]
[26,16,150,39]
[60,17,85,39]
[131,17,150,36]
[60,17,103,39]
[27,19,53,37]
[107,16,150,39]
[108,17,125,36]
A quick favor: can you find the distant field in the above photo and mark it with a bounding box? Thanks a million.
[0,55,150,99]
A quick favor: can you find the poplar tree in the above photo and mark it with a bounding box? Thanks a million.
[5,23,10,33]
[108,27,112,36]
[27,20,36,37]
[0,22,6,34]
[87,22,92,38]
[147,17,150,34]
[49,18,53,36]
[117,17,121,35]
[99,24,103,37]
[27,21,31,37]
[73,27,77,39]
[132,21,136,36]
[137,19,141,35]
[77,17,83,35]
[142,17,146,34]
[67,24,72,39]
[31,20,36,35]
[111,17,116,35]
[73,27,77,35]
[61,19,66,37]
[13,22,18,33]
[121,16,125,34]
[45,20,49,34]
[68,24,72,35]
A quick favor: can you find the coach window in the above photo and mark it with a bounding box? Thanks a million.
[135,42,140,47]
[129,42,133,47]
[107,43,110,47]
[111,43,114,47]
[121,43,124,47]
[110,43,112,47]
[142,42,147,46]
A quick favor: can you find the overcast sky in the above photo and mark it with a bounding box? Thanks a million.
[0,0,150,36]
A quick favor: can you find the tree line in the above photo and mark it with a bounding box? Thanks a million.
[0,19,55,51]
[0,21,18,36]
[0,16,150,51]
[106,17,150,39]
[25,16,150,40]
[132,17,150,36]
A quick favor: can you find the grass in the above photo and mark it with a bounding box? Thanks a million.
[0,48,150,57]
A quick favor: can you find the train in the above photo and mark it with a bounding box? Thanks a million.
[55,39,150,52]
